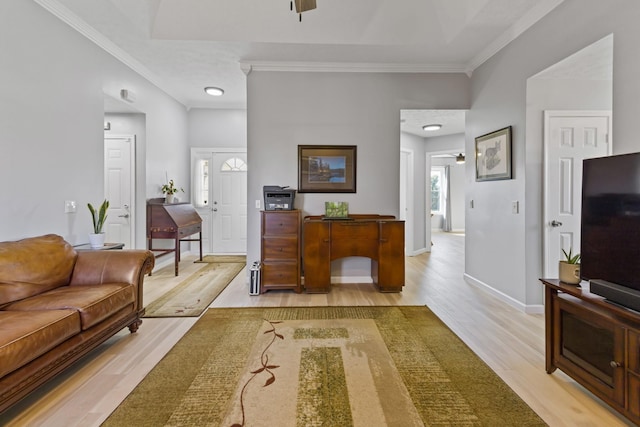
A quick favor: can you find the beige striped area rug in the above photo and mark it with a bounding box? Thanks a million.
[104,306,546,426]
[142,256,245,317]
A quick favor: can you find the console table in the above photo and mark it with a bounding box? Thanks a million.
[540,278,640,424]
[303,214,404,293]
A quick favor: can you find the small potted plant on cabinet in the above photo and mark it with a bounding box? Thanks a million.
[161,179,184,203]
[559,248,581,285]
[87,199,109,248]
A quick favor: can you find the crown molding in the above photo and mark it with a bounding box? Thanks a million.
[239,61,467,74]
[33,0,186,106]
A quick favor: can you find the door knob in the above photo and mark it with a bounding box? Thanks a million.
[550,220,563,227]
[118,214,130,218]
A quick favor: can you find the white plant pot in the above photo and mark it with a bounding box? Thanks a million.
[559,261,581,285]
[89,233,105,249]
[165,194,175,203]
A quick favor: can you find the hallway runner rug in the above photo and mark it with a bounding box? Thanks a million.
[104,306,546,426]
[142,256,245,318]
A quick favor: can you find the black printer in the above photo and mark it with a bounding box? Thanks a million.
[263,186,296,210]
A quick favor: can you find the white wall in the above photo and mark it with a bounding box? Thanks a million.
[247,71,470,278]
[0,1,189,247]
[466,0,639,310]
[188,109,247,148]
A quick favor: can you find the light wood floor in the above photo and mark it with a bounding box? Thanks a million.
[0,233,633,426]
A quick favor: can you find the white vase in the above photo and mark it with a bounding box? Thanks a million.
[89,233,105,249]
[165,194,175,203]
[559,261,581,285]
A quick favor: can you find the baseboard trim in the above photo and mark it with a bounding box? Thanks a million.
[463,274,544,314]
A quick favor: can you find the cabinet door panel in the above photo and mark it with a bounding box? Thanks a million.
[554,296,625,405]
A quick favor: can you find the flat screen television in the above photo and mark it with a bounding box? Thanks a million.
[581,152,640,311]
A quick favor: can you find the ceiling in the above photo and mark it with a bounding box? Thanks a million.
[37,0,565,109]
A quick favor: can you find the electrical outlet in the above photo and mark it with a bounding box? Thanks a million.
[65,200,77,213]
[255,200,261,209]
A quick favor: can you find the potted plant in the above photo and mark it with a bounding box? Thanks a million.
[87,199,109,248]
[559,248,581,285]
[161,179,184,203]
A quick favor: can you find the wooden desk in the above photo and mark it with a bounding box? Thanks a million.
[303,214,404,293]
[147,199,202,276]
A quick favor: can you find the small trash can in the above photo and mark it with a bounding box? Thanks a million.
[249,261,261,295]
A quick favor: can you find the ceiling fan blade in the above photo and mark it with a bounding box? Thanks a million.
[294,0,317,13]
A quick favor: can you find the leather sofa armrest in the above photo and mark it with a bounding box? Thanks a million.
[69,250,155,311]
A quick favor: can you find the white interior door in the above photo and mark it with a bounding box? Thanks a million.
[543,111,611,278]
[104,135,135,248]
[192,149,247,254]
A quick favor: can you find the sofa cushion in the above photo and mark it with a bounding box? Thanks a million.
[3,284,135,330]
[0,234,77,305]
[0,310,80,378]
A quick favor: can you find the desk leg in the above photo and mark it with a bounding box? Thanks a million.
[199,231,203,261]
[174,237,179,276]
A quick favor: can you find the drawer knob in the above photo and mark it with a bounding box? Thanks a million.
[610,360,621,368]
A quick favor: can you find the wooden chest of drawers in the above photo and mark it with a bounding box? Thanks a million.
[260,210,301,293]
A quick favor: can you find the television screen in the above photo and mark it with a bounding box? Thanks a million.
[581,152,640,290]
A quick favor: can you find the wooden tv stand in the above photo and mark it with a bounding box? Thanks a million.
[540,278,640,424]
[303,214,404,293]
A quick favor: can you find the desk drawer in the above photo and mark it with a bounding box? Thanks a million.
[263,211,299,235]
[330,221,378,240]
[262,262,299,287]
[263,237,298,260]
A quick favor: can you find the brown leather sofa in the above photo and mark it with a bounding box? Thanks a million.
[0,234,154,413]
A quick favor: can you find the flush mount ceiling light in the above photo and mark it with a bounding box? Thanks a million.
[456,153,465,164]
[290,0,317,21]
[204,87,224,96]
[422,124,442,132]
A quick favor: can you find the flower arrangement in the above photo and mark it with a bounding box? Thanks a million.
[161,179,184,195]
[87,199,109,234]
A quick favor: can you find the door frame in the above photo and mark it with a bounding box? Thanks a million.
[104,134,136,248]
[400,148,415,255]
[542,110,612,278]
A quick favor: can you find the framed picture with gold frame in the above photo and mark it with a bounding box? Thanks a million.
[298,145,357,193]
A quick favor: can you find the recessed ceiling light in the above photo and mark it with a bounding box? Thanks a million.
[204,87,224,96]
[422,124,442,131]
